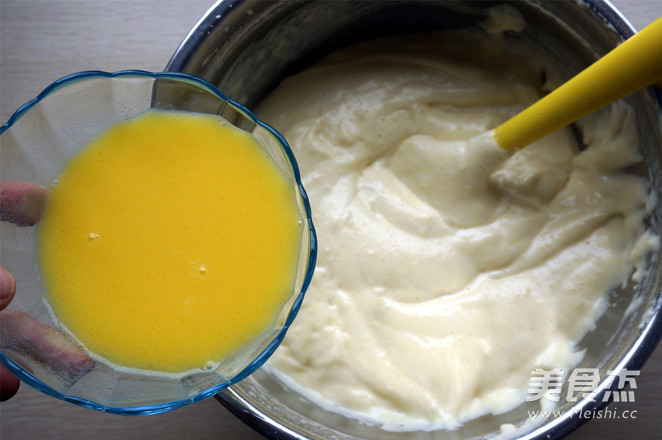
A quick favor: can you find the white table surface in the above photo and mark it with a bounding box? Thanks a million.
[1,1,660,439]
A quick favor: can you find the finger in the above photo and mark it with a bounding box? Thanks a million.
[0,268,16,310]
[0,180,47,227]
[1,310,95,385]
[0,363,20,401]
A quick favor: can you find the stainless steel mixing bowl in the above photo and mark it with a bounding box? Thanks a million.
[167,1,662,438]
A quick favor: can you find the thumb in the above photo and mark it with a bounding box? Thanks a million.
[0,268,16,310]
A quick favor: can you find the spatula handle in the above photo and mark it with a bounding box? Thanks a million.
[494,17,662,151]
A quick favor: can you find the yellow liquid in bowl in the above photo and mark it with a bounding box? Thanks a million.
[37,111,303,374]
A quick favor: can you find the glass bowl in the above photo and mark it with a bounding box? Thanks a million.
[0,70,317,415]
[168,1,662,439]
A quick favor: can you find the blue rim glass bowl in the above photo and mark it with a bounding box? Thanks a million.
[167,1,662,439]
[0,70,317,415]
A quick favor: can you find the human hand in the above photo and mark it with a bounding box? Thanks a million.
[1,267,20,401]
[0,180,47,400]
[1,181,96,401]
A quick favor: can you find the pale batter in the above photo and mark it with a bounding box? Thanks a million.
[256,25,655,431]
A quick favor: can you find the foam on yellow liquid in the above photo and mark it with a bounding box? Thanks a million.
[37,111,303,374]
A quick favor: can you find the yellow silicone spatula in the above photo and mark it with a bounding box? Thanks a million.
[494,16,662,151]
